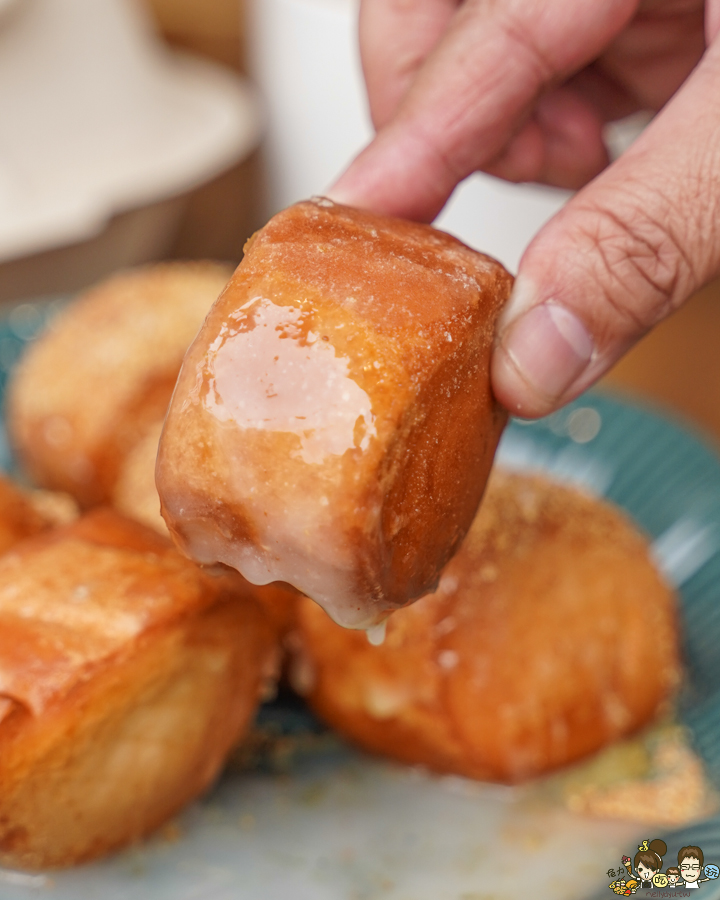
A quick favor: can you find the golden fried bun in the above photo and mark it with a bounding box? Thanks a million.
[295,470,681,783]
[113,421,167,534]
[251,582,302,639]
[0,509,277,870]
[8,262,232,506]
[157,199,512,629]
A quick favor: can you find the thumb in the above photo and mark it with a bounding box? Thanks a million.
[492,40,720,418]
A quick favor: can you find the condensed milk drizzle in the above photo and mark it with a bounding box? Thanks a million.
[205,298,376,466]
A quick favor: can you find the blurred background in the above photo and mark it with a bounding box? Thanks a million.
[1,0,718,444]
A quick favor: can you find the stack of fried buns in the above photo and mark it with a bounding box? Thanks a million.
[0,263,282,870]
[0,205,683,872]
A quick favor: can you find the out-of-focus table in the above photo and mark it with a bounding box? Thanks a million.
[600,278,720,447]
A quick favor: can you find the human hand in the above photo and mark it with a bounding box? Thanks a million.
[329,0,720,416]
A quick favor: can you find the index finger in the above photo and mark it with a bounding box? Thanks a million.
[331,0,640,221]
[360,0,459,128]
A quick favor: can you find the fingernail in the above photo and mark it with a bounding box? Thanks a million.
[496,273,537,332]
[498,301,594,402]
[325,183,354,206]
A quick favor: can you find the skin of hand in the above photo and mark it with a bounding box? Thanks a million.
[328,0,720,417]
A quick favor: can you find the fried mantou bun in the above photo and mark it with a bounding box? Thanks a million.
[8,262,232,506]
[157,199,512,629]
[113,420,167,534]
[0,509,277,870]
[295,470,681,783]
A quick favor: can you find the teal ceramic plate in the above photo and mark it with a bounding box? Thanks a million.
[2,301,720,899]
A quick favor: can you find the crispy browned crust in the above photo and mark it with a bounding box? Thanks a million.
[0,509,278,869]
[250,582,302,639]
[157,199,511,628]
[113,420,167,534]
[7,262,233,506]
[296,470,681,783]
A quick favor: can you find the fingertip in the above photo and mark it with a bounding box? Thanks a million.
[324,127,453,221]
[324,180,359,209]
[324,147,383,213]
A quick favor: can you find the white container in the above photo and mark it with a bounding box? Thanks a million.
[249,0,373,221]
[0,0,261,298]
